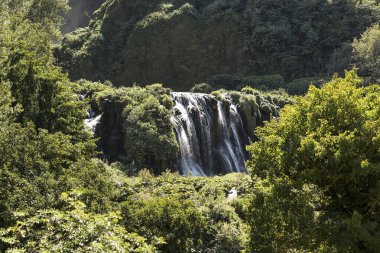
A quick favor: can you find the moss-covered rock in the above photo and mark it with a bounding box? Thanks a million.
[212,88,292,138]
[94,84,179,174]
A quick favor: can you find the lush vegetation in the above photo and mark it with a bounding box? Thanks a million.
[0,5,253,248]
[247,71,380,252]
[352,24,380,83]
[96,84,179,172]
[1,0,380,252]
[120,171,251,252]
[0,1,151,251]
[57,0,380,90]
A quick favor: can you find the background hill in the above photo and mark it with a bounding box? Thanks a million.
[57,0,380,90]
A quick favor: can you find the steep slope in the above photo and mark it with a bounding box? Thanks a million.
[57,0,379,90]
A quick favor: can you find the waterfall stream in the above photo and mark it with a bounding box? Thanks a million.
[170,92,248,176]
[84,108,102,132]
[87,92,253,176]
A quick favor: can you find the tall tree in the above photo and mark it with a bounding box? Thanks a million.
[247,70,380,252]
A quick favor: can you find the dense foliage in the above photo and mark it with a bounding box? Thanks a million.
[0,2,155,251]
[95,84,179,173]
[0,193,155,252]
[245,0,380,79]
[353,24,380,83]
[286,76,329,95]
[190,83,213,93]
[247,70,380,252]
[0,0,106,229]
[119,171,251,253]
[57,0,380,90]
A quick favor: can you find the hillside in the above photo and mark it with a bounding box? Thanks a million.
[57,0,379,90]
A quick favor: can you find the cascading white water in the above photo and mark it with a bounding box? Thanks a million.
[171,92,248,176]
[84,107,102,132]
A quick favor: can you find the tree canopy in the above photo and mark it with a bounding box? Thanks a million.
[247,70,380,252]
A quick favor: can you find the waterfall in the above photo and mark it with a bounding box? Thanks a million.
[170,92,248,176]
[84,107,102,132]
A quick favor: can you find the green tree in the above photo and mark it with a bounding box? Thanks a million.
[122,196,206,253]
[244,0,380,79]
[0,0,69,38]
[0,192,155,252]
[247,70,380,252]
[353,24,380,82]
[0,2,90,139]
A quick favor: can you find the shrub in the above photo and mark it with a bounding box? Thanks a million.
[190,83,214,93]
[353,24,380,81]
[241,86,260,95]
[286,77,329,95]
[242,74,285,90]
[118,173,251,252]
[122,197,206,253]
[208,74,242,90]
[208,222,247,253]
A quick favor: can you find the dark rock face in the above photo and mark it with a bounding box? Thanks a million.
[95,99,125,162]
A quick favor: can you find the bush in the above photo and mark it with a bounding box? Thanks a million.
[241,86,260,95]
[190,83,213,93]
[286,77,329,95]
[122,197,206,253]
[208,74,242,90]
[242,74,285,90]
[118,173,251,252]
[208,222,247,253]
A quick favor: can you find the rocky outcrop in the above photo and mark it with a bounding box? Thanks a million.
[95,98,125,162]
[93,87,285,175]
